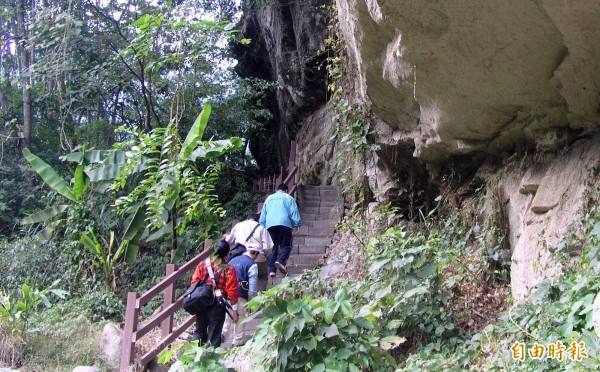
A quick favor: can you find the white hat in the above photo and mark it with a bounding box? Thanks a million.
[246,244,263,255]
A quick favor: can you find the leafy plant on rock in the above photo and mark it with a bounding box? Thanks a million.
[111,101,243,262]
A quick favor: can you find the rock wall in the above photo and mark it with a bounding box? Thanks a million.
[236,0,600,300]
[498,135,600,299]
[233,0,330,167]
[336,0,600,163]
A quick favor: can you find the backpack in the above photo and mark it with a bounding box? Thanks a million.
[182,261,221,315]
[226,222,261,262]
[227,243,247,263]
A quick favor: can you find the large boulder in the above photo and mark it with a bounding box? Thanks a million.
[100,323,122,370]
[336,0,600,162]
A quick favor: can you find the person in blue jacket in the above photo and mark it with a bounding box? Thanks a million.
[259,183,301,277]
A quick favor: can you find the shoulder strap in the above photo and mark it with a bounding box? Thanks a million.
[245,222,261,243]
[205,258,221,287]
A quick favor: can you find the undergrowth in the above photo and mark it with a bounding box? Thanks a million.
[162,172,600,371]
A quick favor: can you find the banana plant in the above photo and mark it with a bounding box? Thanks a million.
[21,147,90,237]
[21,147,146,265]
[80,228,128,292]
[112,101,243,262]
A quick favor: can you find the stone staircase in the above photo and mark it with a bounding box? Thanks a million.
[267,185,341,286]
[222,185,341,346]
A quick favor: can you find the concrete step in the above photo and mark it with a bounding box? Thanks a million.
[292,244,327,255]
[300,206,336,215]
[293,236,331,246]
[298,200,338,208]
[298,185,338,191]
[287,254,322,266]
[301,219,334,228]
[296,226,334,237]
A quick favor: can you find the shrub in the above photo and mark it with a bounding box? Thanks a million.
[0,237,70,298]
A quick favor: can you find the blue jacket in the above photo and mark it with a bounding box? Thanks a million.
[228,254,257,299]
[259,190,301,229]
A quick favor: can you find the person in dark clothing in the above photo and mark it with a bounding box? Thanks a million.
[190,240,239,346]
[222,244,262,346]
[259,184,301,277]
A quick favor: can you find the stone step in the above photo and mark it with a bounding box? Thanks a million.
[300,206,336,215]
[287,254,322,266]
[292,244,327,255]
[301,219,334,228]
[293,236,331,246]
[298,200,338,208]
[300,210,333,221]
[298,185,338,191]
[287,264,318,274]
[296,226,334,237]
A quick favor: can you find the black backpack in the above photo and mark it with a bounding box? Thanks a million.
[227,243,247,262]
[227,223,260,262]
[182,263,221,315]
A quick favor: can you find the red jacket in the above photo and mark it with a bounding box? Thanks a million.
[191,258,239,302]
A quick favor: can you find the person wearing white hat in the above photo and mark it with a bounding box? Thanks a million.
[222,244,262,346]
[225,212,273,263]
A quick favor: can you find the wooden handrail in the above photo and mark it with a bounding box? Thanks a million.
[120,240,213,371]
[254,140,299,198]
[121,140,301,370]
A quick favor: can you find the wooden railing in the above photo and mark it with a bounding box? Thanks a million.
[253,141,299,197]
[121,140,300,370]
[120,240,213,371]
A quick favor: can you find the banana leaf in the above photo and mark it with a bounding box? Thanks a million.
[38,219,65,239]
[62,150,122,164]
[73,165,90,199]
[85,156,149,182]
[188,138,243,161]
[123,204,147,265]
[22,148,78,203]
[180,101,211,160]
[21,205,68,225]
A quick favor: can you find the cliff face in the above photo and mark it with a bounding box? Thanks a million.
[236,1,600,299]
[233,0,330,167]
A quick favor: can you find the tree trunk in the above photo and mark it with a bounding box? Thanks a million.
[15,0,32,149]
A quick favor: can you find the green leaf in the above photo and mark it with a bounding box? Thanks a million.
[379,336,407,350]
[123,205,146,265]
[354,317,375,330]
[180,102,212,160]
[287,300,303,315]
[188,138,243,161]
[73,165,90,199]
[323,324,339,338]
[404,285,429,298]
[336,348,352,360]
[21,205,68,225]
[81,231,102,257]
[416,263,437,278]
[23,148,78,202]
[369,258,390,274]
[324,302,340,323]
[147,223,173,242]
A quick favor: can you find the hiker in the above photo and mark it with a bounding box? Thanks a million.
[190,240,239,347]
[224,212,273,263]
[222,243,262,346]
[259,183,301,278]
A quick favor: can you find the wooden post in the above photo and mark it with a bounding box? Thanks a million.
[289,141,297,166]
[120,292,140,372]
[160,264,176,338]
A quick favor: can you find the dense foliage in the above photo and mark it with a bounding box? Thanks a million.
[0,1,277,369]
[165,187,600,371]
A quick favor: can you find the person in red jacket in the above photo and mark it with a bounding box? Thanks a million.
[190,240,239,346]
